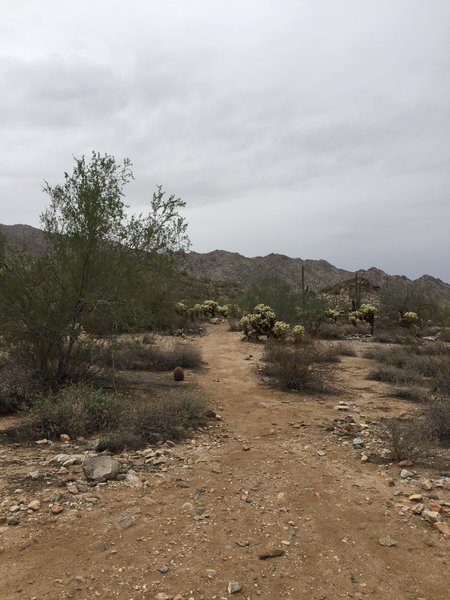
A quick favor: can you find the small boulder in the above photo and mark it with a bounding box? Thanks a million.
[82,456,121,482]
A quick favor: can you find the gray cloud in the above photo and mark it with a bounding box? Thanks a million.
[0,0,449,280]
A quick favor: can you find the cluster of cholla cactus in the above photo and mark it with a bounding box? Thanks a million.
[175,300,228,321]
[348,303,377,334]
[325,308,341,322]
[239,304,276,339]
[272,320,290,342]
[400,311,419,330]
[239,305,306,343]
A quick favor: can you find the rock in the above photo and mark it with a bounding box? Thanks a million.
[378,536,397,547]
[117,514,136,529]
[60,434,70,443]
[204,569,217,579]
[398,460,414,467]
[28,471,39,480]
[91,540,108,552]
[408,494,423,502]
[422,509,440,524]
[236,540,250,547]
[66,483,79,495]
[50,503,64,514]
[82,456,120,482]
[155,594,171,600]
[157,566,169,574]
[387,478,396,487]
[412,503,425,515]
[27,500,40,511]
[352,437,365,448]
[124,470,142,487]
[7,515,20,526]
[228,581,242,594]
[317,450,326,457]
[433,522,450,537]
[400,469,415,479]
[421,479,433,491]
[258,549,285,560]
[428,501,442,513]
[35,439,49,445]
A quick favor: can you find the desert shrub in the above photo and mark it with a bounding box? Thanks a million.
[391,387,427,403]
[331,342,357,357]
[132,391,207,442]
[26,385,126,439]
[319,322,359,340]
[227,317,241,332]
[368,364,421,385]
[425,396,450,443]
[373,328,412,344]
[263,338,335,392]
[0,354,40,414]
[99,338,202,371]
[383,417,433,461]
[425,352,450,397]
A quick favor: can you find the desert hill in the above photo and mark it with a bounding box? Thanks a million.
[2,224,450,307]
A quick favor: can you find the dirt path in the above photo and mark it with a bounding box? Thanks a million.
[0,324,448,600]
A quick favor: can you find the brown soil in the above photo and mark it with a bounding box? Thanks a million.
[0,324,448,600]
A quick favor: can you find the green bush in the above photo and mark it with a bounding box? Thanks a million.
[99,338,202,371]
[28,385,126,439]
[0,354,39,414]
[367,364,421,385]
[133,391,207,442]
[263,339,335,392]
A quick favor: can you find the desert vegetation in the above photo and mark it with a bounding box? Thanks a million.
[0,152,207,444]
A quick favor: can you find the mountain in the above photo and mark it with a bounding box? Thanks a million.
[0,224,47,259]
[2,224,450,307]
[183,250,450,307]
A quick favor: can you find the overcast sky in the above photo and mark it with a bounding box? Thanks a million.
[1,1,449,281]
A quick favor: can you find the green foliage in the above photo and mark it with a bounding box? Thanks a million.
[242,277,299,322]
[263,338,335,392]
[272,321,290,341]
[380,281,437,323]
[0,152,189,386]
[28,385,125,439]
[296,291,328,335]
[291,324,305,343]
[240,304,276,339]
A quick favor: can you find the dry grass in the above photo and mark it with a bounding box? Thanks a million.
[263,339,336,393]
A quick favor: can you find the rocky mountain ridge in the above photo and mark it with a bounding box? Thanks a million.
[2,224,450,306]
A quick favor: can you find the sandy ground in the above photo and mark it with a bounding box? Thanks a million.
[0,323,448,600]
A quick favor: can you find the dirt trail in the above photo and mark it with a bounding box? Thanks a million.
[0,324,448,600]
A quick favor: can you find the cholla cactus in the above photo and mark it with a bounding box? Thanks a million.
[239,315,252,336]
[249,304,276,337]
[201,299,219,317]
[360,304,377,334]
[273,321,290,342]
[348,310,363,326]
[217,305,228,317]
[325,308,340,322]
[401,311,419,330]
[175,302,187,316]
[291,324,305,343]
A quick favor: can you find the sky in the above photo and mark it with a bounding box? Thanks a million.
[1,1,449,281]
